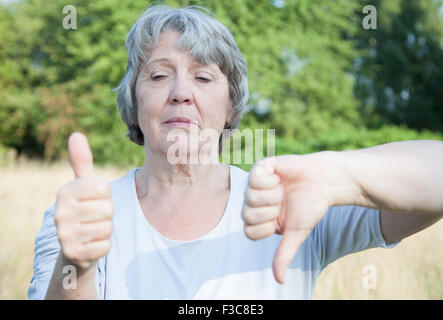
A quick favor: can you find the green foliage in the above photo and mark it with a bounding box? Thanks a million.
[0,0,150,164]
[0,0,442,167]
[276,125,443,155]
[0,142,16,166]
[228,124,443,172]
[209,0,362,139]
[356,0,443,131]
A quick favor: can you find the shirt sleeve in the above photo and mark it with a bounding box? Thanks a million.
[27,203,60,299]
[310,205,400,271]
[28,203,106,300]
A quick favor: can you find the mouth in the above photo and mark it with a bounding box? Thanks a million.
[164,117,198,127]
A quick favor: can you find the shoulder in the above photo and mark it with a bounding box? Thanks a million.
[108,168,137,201]
[109,168,136,187]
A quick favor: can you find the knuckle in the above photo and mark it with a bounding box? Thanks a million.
[102,221,113,238]
[251,163,266,177]
[264,222,276,237]
[241,207,252,224]
[245,189,256,205]
[57,226,71,243]
[244,225,257,241]
[63,246,79,262]
[105,201,115,218]
[54,206,69,222]
[101,240,112,255]
[248,175,261,188]
[248,213,261,225]
[96,179,112,197]
[56,186,69,201]
[58,233,67,245]
[105,239,112,251]
[243,214,253,225]
[74,247,85,262]
[244,188,251,201]
[243,215,253,225]
[53,209,62,225]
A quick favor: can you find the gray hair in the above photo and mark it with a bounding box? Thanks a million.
[114,4,249,151]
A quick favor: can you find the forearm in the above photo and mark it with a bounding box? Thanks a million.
[333,140,443,214]
[45,252,98,300]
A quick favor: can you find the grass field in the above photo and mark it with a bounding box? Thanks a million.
[0,160,441,299]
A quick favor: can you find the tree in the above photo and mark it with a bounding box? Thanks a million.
[355,0,443,131]
[0,0,441,167]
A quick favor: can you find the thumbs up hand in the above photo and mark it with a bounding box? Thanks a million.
[54,132,114,272]
[242,153,347,284]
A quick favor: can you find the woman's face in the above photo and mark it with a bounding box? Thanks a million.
[135,31,233,161]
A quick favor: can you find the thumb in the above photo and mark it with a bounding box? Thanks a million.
[272,230,308,284]
[68,132,95,179]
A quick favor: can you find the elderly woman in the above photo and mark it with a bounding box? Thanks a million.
[29,5,443,300]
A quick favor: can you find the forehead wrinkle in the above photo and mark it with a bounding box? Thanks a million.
[142,30,226,76]
[143,53,222,77]
[145,58,172,69]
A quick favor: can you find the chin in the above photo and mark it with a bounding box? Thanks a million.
[156,139,197,164]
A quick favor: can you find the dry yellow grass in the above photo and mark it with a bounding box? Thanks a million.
[0,160,441,299]
[314,219,443,299]
[0,159,128,300]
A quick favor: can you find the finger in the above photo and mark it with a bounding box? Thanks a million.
[68,132,95,179]
[78,220,113,244]
[244,220,278,240]
[272,230,310,284]
[245,184,284,207]
[250,157,276,177]
[78,239,112,261]
[242,205,280,225]
[75,199,114,222]
[249,173,280,190]
[250,158,279,190]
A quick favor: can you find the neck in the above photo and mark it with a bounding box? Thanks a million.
[135,145,228,199]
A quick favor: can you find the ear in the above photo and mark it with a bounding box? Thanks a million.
[225,108,234,129]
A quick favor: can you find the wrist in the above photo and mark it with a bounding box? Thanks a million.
[45,252,98,299]
[317,150,370,208]
[59,252,97,279]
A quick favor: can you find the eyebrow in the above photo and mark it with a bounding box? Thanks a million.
[144,58,171,70]
[144,57,218,73]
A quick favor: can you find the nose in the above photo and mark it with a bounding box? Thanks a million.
[169,75,193,105]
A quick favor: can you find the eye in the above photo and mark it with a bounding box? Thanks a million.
[151,74,166,81]
[196,76,211,83]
